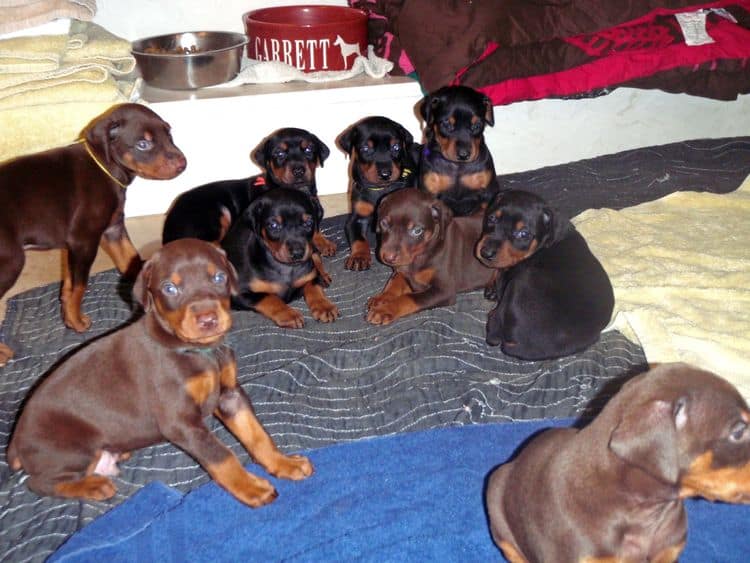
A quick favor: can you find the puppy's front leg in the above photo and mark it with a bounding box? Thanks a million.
[344,212,373,271]
[303,281,339,323]
[311,252,332,287]
[313,231,337,257]
[366,272,411,311]
[251,294,305,328]
[215,358,313,480]
[100,217,142,280]
[367,280,454,325]
[161,412,278,508]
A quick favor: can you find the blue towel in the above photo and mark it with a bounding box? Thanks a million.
[51,420,750,562]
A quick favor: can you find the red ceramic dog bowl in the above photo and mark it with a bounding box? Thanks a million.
[243,5,368,72]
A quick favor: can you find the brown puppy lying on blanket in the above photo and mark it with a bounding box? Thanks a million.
[7,239,312,507]
[366,187,494,325]
[486,363,750,562]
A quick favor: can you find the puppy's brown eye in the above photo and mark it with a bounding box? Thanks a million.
[359,144,372,155]
[441,119,454,132]
[304,145,314,157]
[730,422,747,442]
[136,139,153,151]
[267,219,282,233]
[391,143,401,156]
[161,281,179,296]
[513,229,531,241]
[302,218,314,230]
[409,226,424,238]
[212,271,227,285]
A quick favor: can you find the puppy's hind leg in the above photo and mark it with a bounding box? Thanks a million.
[61,238,100,332]
[0,240,26,365]
[24,450,118,501]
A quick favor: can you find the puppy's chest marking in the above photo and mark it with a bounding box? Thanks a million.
[293,269,317,288]
[460,170,493,191]
[354,200,375,217]
[185,370,219,405]
[249,278,285,295]
[422,171,454,194]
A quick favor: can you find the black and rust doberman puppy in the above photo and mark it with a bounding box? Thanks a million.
[162,127,335,269]
[417,85,499,217]
[7,239,312,506]
[476,189,613,360]
[222,186,339,329]
[0,103,186,366]
[487,363,750,562]
[338,116,417,271]
[366,187,494,325]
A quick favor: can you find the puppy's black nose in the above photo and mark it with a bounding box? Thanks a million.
[288,242,305,260]
[378,167,392,180]
[292,165,306,178]
[480,245,496,260]
[457,148,471,161]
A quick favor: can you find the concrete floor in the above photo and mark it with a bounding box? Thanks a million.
[0,193,349,324]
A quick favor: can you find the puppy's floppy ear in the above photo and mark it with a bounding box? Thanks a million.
[542,207,552,226]
[215,247,240,296]
[310,133,330,167]
[337,125,357,156]
[245,196,268,234]
[419,94,438,126]
[398,124,414,146]
[609,397,685,484]
[132,251,158,312]
[482,94,495,127]
[251,137,271,167]
[429,198,453,237]
[84,112,122,163]
[539,206,554,241]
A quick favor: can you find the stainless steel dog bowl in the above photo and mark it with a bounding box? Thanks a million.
[131,31,247,90]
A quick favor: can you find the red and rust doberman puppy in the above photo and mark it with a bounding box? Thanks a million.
[0,103,186,366]
[222,186,339,328]
[162,127,335,283]
[337,116,417,271]
[486,363,750,563]
[7,239,313,507]
[366,187,494,325]
[476,189,614,360]
[417,85,499,217]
